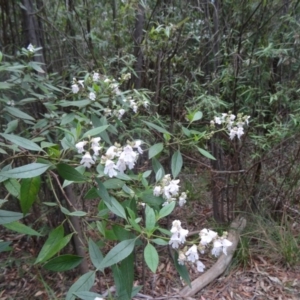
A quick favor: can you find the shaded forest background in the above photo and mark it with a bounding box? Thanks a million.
[1,0,300,299]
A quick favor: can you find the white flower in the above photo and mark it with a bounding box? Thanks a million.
[178,252,186,265]
[91,137,102,156]
[244,116,250,125]
[169,233,182,249]
[211,238,232,257]
[89,91,96,101]
[163,179,180,200]
[169,220,189,249]
[93,72,100,81]
[118,108,125,119]
[80,152,95,168]
[91,137,101,146]
[78,80,84,88]
[118,145,137,170]
[178,192,187,207]
[229,126,244,139]
[7,100,15,106]
[116,158,127,173]
[185,244,199,263]
[72,84,79,94]
[106,146,119,159]
[214,116,222,124]
[153,186,162,196]
[27,43,35,52]
[129,99,138,113]
[94,297,104,300]
[143,101,149,108]
[199,229,218,246]
[75,141,88,153]
[236,126,244,139]
[229,114,236,121]
[104,108,112,116]
[196,260,206,272]
[133,140,143,154]
[91,137,101,156]
[104,159,118,178]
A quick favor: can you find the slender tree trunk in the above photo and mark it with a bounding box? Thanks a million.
[133,3,145,89]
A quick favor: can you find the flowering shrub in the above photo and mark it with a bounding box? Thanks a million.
[170,221,232,273]
[0,48,249,299]
[210,113,250,139]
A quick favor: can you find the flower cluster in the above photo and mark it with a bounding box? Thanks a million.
[75,137,102,168]
[170,222,233,273]
[100,141,142,178]
[27,43,35,53]
[75,138,142,176]
[169,220,189,248]
[153,174,188,206]
[210,112,250,140]
[70,72,149,121]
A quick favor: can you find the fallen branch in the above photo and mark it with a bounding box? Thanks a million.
[179,216,247,298]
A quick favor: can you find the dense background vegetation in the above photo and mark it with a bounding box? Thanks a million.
[1,0,300,299]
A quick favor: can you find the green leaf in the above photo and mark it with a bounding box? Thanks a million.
[88,238,103,269]
[4,221,41,236]
[0,210,24,224]
[66,271,95,300]
[155,168,164,182]
[28,61,45,73]
[35,225,72,264]
[112,224,135,241]
[4,106,35,121]
[91,114,111,145]
[0,133,43,152]
[105,196,127,219]
[148,143,164,159]
[151,238,169,246]
[4,178,20,198]
[144,243,159,273]
[82,125,109,138]
[143,170,152,178]
[0,82,13,89]
[43,255,83,272]
[182,126,191,137]
[56,163,86,182]
[0,241,11,253]
[171,150,183,179]
[98,239,136,269]
[4,120,18,134]
[60,207,87,217]
[145,205,156,231]
[191,111,203,122]
[74,291,104,300]
[103,178,125,189]
[84,187,98,199]
[20,176,41,215]
[0,163,50,182]
[143,121,170,134]
[138,190,164,207]
[197,147,216,160]
[59,100,91,108]
[112,253,134,300]
[95,178,111,205]
[158,201,176,219]
[173,252,191,287]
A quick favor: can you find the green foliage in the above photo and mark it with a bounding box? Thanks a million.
[43,255,83,272]
[2,0,300,297]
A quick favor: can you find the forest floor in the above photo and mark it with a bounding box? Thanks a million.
[1,173,300,300]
